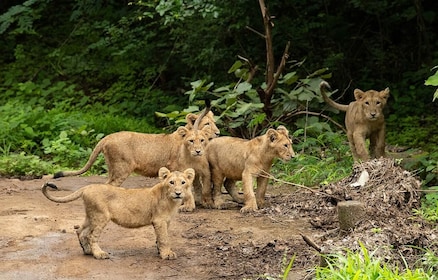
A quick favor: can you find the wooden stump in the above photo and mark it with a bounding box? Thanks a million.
[337,200,365,231]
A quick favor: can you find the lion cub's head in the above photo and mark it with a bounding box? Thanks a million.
[159,167,195,201]
[177,126,210,157]
[266,125,295,161]
[186,111,220,139]
[354,88,390,121]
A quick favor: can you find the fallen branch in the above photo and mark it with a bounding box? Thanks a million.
[300,233,321,252]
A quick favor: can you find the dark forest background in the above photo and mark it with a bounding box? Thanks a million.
[0,0,437,183]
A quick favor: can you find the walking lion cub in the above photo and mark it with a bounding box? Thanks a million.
[42,167,195,260]
[320,81,390,161]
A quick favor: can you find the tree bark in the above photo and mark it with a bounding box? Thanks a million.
[257,0,290,119]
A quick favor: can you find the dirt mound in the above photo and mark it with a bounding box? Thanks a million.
[259,158,437,270]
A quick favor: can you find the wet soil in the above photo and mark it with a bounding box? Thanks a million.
[0,175,315,280]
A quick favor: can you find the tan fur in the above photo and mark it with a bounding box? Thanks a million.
[42,167,195,260]
[320,81,390,161]
[53,111,219,188]
[207,126,295,212]
[167,128,213,210]
[185,111,220,138]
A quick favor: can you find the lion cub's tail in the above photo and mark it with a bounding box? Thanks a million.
[320,81,349,112]
[53,138,105,179]
[42,182,84,203]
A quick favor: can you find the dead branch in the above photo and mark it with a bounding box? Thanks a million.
[300,233,322,252]
[245,25,265,39]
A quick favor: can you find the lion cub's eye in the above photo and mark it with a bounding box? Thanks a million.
[201,139,205,143]
[170,180,175,185]
[189,140,194,143]
[376,101,381,105]
[181,180,186,185]
[205,122,210,126]
[365,101,370,105]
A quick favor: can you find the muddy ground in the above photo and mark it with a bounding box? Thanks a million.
[0,175,317,280]
[0,159,436,279]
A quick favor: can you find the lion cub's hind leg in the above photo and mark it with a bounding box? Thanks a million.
[85,211,112,259]
[223,179,244,204]
[76,219,92,255]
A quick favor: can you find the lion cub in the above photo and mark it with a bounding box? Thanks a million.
[207,126,295,212]
[42,167,195,260]
[53,109,219,187]
[320,81,390,161]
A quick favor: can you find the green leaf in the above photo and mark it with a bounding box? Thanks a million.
[228,60,243,74]
[425,71,438,86]
[235,82,252,94]
[281,71,298,85]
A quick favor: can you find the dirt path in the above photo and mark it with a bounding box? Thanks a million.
[0,176,317,280]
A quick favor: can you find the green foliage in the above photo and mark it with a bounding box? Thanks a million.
[0,0,49,35]
[0,95,160,177]
[315,242,435,279]
[413,186,438,223]
[158,60,331,138]
[0,152,54,178]
[425,66,438,102]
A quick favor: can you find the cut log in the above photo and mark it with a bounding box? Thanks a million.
[337,200,365,231]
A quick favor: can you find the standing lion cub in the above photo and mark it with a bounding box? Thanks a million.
[320,81,390,161]
[42,167,195,260]
[207,126,295,212]
[53,109,219,187]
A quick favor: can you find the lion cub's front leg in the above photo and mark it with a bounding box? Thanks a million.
[179,187,195,212]
[240,171,258,213]
[153,220,177,260]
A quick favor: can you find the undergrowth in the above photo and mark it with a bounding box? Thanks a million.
[315,242,437,280]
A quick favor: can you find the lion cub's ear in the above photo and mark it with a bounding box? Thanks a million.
[185,113,197,126]
[176,126,189,138]
[380,88,390,100]
[266,128,279,142]
[159,167,171,180]
[200,125,214,140]
[183,168,195,183]
[353,89,365,101]
[276,125,289,136]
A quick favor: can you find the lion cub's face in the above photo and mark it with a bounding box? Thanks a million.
[186,111,220,139]
[177,126,210,157]
[267,126,295,161]
[354,88,389,121]
[159,167,195,201]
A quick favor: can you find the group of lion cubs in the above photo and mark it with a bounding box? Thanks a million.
[42,81,390,260]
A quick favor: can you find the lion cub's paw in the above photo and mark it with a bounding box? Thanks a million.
[179,204,195,212]
[160,249,177,260]
[93,251,110,259]
[240,203,258,213]
[201,198,215,209]
[256,199,270,209]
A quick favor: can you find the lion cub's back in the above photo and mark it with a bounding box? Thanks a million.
[207,136,250,175]
[81,184,159,226]
[103,131,176,164]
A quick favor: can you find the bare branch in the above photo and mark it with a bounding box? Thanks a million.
[266,41,290,95]
[245,26,265,39]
